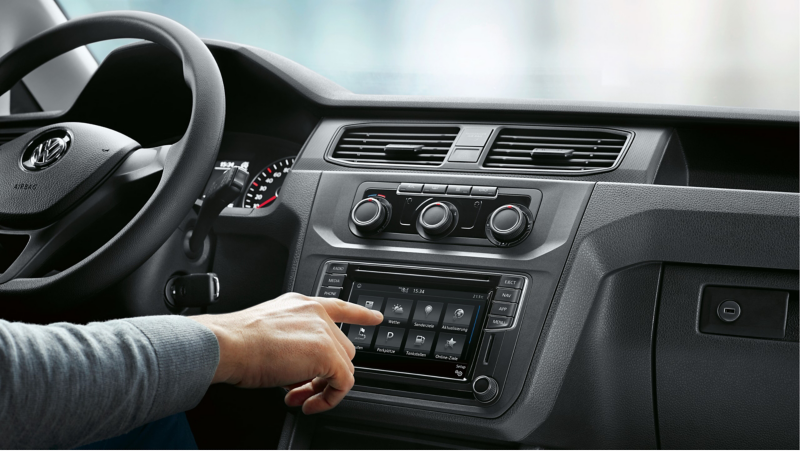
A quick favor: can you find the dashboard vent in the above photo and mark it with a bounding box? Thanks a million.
[331,125,459,166]
[0,128,28,146]
[484,127,631,172]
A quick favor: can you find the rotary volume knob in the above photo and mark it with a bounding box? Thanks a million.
[416,201,459,240]
[486,204,533,247]
[473,376,499,403]
[350,196,392,235]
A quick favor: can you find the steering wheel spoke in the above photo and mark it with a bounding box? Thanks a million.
[0,146,168,283]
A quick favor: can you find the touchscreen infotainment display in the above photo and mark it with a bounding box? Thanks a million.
[343,281,489,381]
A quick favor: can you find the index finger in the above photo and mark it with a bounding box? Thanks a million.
[310,297,383,325]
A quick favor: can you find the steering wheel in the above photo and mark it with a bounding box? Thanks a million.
[0,12,225,308]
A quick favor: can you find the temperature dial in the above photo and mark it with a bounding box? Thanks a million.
[416,201,459,240]
[350,196,392,235]
[486,204,534,247]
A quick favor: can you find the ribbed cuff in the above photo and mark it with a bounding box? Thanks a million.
[124,315,219,421]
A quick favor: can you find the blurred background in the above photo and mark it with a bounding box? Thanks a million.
[43,0,800,110]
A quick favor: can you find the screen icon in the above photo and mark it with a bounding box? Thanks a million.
[357,295,384,313]
[375,326,405,351]
[346,325,375,351]
[435,332,466,359]
[383,298,412,326]
[442,304,475,332]
[412,301,443,326]
[402,329,435,357]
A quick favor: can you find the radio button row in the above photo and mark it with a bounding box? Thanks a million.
[495,287,521,303]
[490,301,516,317]
[395,183,499,198]
[498,275,524,289]
[486,315,513,329]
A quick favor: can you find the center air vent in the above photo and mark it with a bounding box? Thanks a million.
[331,125,460,166]
[483,127,631,173]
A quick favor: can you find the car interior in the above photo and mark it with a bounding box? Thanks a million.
[0,1,797,449]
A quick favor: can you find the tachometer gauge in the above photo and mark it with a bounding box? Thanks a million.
[242,156,296,208]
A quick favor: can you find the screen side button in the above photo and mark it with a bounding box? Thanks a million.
[498,275,524,289]
[322,274,345,287]
[494,287,521,303]
[317,287,342,298]
[486,315,512,329]
[490,301,517,317]
[325,262,348,274]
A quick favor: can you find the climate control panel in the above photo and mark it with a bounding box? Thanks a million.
[348,182,542,247]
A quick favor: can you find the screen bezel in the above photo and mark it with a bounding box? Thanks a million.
[335,263,504,382]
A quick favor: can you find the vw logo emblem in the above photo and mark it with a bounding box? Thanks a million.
[21,129,71,170]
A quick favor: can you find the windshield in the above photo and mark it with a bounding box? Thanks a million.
[58,0,799,110]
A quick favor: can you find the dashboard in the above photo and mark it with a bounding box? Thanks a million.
[1,39,797,450]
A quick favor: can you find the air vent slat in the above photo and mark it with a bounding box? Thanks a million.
[483,127,630,173]
[332,125,459,166]
[335,151,446,159]
[338,145,451,151]
[487,156,614,166]
[485,163,613,170]
[490,149,620,158]
[342,138,456,145]
[347,132,458,138]
[493,142,623,150]
[348,159,442,165]
[501,135,625,143]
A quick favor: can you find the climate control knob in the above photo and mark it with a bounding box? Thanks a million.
[486,204,533,247]
[416,201,459,240]
[350,196,392,235]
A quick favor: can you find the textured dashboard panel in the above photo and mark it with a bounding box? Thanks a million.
[656,265,798,449]
[525,262,661,449]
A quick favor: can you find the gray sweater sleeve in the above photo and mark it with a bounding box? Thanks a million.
[0,315,219,449]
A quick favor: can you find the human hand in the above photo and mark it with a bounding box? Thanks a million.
[190,292,383,414]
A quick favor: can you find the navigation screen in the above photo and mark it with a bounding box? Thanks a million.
[343,282,489,380]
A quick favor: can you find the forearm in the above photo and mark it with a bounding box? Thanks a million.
[0,316,219,449]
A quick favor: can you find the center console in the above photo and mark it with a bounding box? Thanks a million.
[316,261,528,402]
[288,163,595,418]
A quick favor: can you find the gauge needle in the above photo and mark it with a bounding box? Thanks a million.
[257,195,277,208]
